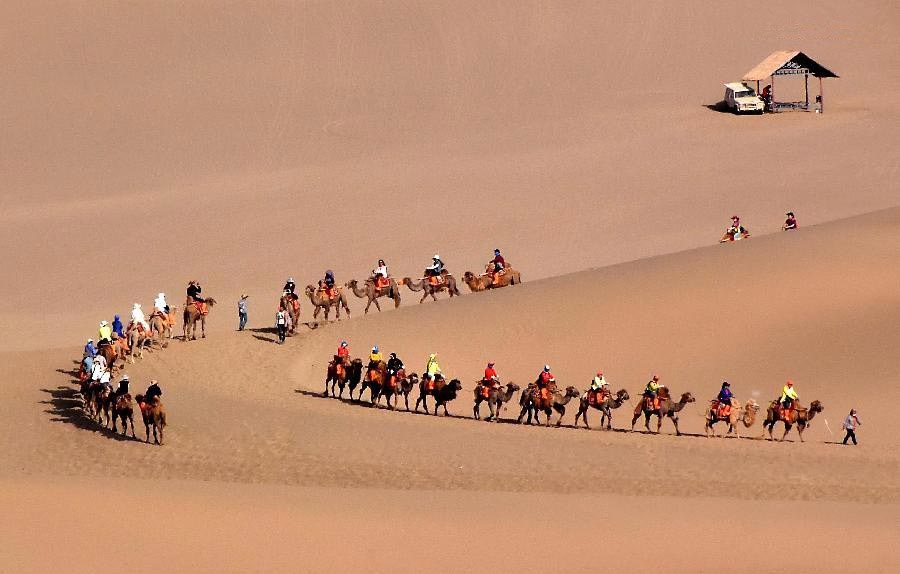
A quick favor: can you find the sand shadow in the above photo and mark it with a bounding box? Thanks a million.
[40,386,138,442]
[704,101,732,114]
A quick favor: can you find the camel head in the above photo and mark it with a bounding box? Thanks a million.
[744,399,760,414]
[507,382,520,393]
[680,392,696,404]
[305,285,315,296]
[350,358,363,368]
[407,373,419,385]
[449,379,463,391]
[463,271,475,282]
[346,279,357,288]
[616,389,630,402]
[564,386,580,398]
[809,400,824,413]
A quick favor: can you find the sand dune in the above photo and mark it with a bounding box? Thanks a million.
[3,1,899,571]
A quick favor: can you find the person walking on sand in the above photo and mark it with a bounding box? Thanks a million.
[238,294,249,331]
[275,307,287,344]
[842,409,862,445]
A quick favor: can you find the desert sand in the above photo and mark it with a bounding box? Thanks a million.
[2,1,899,572]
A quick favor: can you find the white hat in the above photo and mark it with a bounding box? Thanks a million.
[87,338,93,343]
[133,303,141,309]
[99,320,108,327]
[433,254,440,259]
[158,292,165,298]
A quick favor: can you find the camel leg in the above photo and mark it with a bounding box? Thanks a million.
[473,401,480,420]
[780,423,790,442]
[797,423,805,443]
[129,414,136,438]
[443,403,450,417]
[144,422,151,443]
[372,298,381,313]
[158,423,164,446]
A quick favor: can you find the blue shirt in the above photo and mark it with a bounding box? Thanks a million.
[717,388,733,402]
[84,342,97,357]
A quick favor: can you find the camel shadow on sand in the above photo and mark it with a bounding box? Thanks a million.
[295,388,475,421]
[39,386,137,442]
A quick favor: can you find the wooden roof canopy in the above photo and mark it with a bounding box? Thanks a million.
[743,51,839,81]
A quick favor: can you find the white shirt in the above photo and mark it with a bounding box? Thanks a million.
[154,294,167,313]
[374,265,388,277]
[91,360,106,381]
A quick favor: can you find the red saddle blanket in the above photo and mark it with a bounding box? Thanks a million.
[710,400,732,419]
[192,301,209,315]
[588,390,610,406]
[643,396,661,411]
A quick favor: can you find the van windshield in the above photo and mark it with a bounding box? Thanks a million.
[733,90,753,99]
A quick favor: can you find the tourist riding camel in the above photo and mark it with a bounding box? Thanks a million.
[154,292,169,316]
[98,320,112,346]
[643,375,662,410]
[779,379,799,418]
[424,353,442,389]
[111,314,124,338]
[476,361,501,399]
[587,371,610,403]
[321,270,337,298]
[373,259,389,289]
[536,365,556,400]
[331,340,351,379]
[368,346,383,369]
[114,373,130,398]
[713,381,734,419]
[783,211,798,231]
[387,353,404,377]
[425,255,445,285]
[489,248,505,282]
[130,303,150,332]
[187,280,203,303]
[283,277,296,295]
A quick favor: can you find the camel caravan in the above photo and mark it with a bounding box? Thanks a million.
[318,344,825,442]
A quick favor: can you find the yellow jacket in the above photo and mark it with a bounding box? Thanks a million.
[426,357,441,377]
[780,385,798,402]
[98,325,112,341]
[369,352,383,363]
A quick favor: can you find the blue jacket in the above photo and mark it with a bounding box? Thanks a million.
[112,316,124,337]
[717,387,733,403]
[84,342,97,357]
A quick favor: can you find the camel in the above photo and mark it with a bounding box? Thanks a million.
[574,389,631,430]
[183,298,216,340]
[397,373,420,411]
[89,382,112,426]
[517,383,581,427]
[473,382,520,422]
[324,358,363,399]
[415,376,463,416]
[402,271,461,303]
[126,327,150,363]
[135,395,166,445]
[462,265,522,292]
[98,343,121,373]
[279,293,301,334]
[304,285,350,321]
[705,398,760,438]
[149,310,175,348]
[630,389,696,435]
[373,367,407,410]
[111,393,137,438]
[761,400,823,442]
[346,278,401,314]
[362,361,388,405]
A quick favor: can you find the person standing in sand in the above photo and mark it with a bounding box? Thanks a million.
[842,409,862,445]
[238,294,249,331]
[275,307,287,344]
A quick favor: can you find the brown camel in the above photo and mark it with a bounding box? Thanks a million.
[98,342,121,372]
[630,389,696,435]
[149,309,175,347]
[135,395,166,445]
[761,400,823,442]
[126,326,151,363]
[183,298,217,340]
[279,293,301,334]
[705,398,760,438]
[92,383,113,427]
[304,285,350,321]
[324,358,363,399]
[373,366,407,410]
[415,376,463,416]
[362,360,388,405]
[111,393,137,438]
[346,278,401,314]
[473,382,520,422]
[517,383,581,427]
[462,265,522,292]
[397,373,419,411]
[574,389,631,430]
[402,271,461,303]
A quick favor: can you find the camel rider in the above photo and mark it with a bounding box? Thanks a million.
[645,375,661,397]
[115,374,130,397]
[425,353,442,385]
[783,212,798,231]
[369,346,383,367]
[187,280,203,304]
[780,380,798,411]
[98,321,113,347]
[425,255,444,284]
[387,353,404,376]
[90,355,107,383]
[84,338,97,358]
[590,371,608,393]
[334,340,350,367]
[111,315,124,338]
[538,365,555,388]
[284,277,296,295]
[483,362,500,389]
[154,292,169,317]
[130,303,150,332]
[321,270,336,298]
[373,260,389,289]
[716,381,733,417]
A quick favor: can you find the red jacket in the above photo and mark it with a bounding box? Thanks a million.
[337,347,349,359]
[484,367,497,381]
[539,371,554,386]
